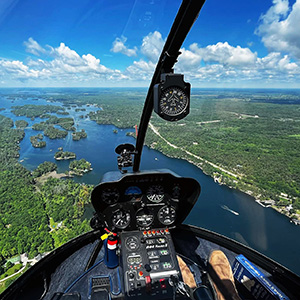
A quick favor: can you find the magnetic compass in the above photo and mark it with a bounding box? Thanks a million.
[160,86,188,117]
[154,73,190,121]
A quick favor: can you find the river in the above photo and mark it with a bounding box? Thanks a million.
[1,91,300,275]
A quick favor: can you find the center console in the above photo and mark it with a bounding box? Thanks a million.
[120,228,185,299]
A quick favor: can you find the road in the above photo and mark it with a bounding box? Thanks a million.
[149,122,239,178]
[0,264,26,283]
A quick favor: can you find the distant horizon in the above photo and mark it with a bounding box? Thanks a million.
[1,86,300,90]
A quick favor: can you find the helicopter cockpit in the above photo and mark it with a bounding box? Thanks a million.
[1,0,300,300]
[88,169,200,299]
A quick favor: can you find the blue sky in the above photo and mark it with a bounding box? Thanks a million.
[0,0,300,88]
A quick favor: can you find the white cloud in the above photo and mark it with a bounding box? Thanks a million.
[0,40,127,85]
[187,42,257,67]
[141,31,164,63]
[172,40,299,86]
[111,36,137,57]
[0,60,40,78]
[256,0,300,59]
[125,59,156,81]
[1,27,300,87]
[24,37,46,56]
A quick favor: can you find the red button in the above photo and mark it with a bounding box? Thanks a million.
[152,230,156,234]
[143,231,147,235]
[160,278,166,289]
[139,271,143,277]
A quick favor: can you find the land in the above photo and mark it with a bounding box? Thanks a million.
[72,129,87,141]
[30,134,46,148]
[11,104,66,119]
[69,159,92,176]
[44,126,68,139]
[0,116,92,291]
[15,120,28,129]
[54,150,76,160]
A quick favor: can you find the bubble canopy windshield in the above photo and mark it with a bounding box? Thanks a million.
[0,0,300,288]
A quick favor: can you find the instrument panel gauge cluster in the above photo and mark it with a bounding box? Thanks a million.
[91,171,201,232]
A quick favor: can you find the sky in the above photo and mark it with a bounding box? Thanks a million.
[0,0,300,88]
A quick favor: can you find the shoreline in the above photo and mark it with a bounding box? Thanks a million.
[149,146,300,224]
[35,170,73,183]
[139,125,300,225]
[54,156,76,160]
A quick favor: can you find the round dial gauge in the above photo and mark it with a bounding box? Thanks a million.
[125,236,139,251]
[111,209,131,229]
[147,185,164,203]
[160,86,188,117]
[136,208,154,227]
[101,188,119,205]
[158,205,176,225]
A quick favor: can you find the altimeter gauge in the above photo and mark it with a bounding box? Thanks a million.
[154,73,190,122]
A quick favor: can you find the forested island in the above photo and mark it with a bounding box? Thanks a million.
[32,116,75,132]
[30,134,46,148]
[15,120,28,129]
[69,159,92,176]
[54,150,76,160]
[44,126,68,139]
[11,104,66,119]
[72,129,87,141]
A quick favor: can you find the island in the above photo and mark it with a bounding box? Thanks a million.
[11,104,66,119]
[44,126,68,139]
[15,120,29,129]
[69,159,92,176]
[57,111,69,115]
[30,134,46,148]
[32,116,75,133]
[54,150,76,160]
[72,129,87,141]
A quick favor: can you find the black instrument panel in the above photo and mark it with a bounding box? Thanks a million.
[91,170,201,232]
